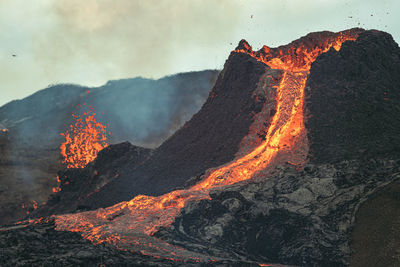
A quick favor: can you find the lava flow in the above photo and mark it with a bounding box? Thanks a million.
[60,104,108,169]
[54,30,362,262]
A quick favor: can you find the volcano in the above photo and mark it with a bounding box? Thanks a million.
[0,70,218,225]
[1,29,400,267]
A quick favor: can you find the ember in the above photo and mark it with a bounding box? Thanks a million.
[60,104,108,169]
[21,200,39,215]
[52,176,61,193]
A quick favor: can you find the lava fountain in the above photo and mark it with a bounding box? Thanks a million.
[60,103,109,169]
[54,29,362,262]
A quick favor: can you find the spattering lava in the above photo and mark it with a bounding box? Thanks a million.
[60,104,108,169]
[54,30,361,262]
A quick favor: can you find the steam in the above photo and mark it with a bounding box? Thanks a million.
[0,70,218,150]
[88,72,218,147]
[31,0,238,96]
[1,0,398,106]
[0,69,217,225]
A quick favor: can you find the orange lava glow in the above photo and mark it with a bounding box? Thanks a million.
[52,176,62,193]
[21,200,39,215]
[54,30,361,262]
[52,187,61,193]
[60,104,108,169]
[235,30,360,72]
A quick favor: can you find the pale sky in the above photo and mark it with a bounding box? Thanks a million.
[0,0,399,106]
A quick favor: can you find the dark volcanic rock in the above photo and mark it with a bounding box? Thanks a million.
[0,219,266,266]
[8,29,400,267]
[305,30,400,163]
[33,52,273,214]
[0,70,218,225]
[158,159,400,266]
[78,52,271,209]
[31,142,151,217]
[350,179,400,266]
[0,219,176,267]
[153,30,400,266]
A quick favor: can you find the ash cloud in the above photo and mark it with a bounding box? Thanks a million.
[0,69,218,223]
[0,70,219,150]
[0,0,240,106]
[1,0,399,106]
[31,0,239,93]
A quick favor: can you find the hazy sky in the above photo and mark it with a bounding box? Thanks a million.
[0,0,399,106]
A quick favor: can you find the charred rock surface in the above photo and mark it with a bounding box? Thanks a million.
[79,53,271,209]
[158,159,400,266]
[350,179,400,267]
[0,220,265,266]
[0,70,218,225]
[3,30,400,267]
[305,30,400,163]
[31,142,151,217]
[0,219,176,267]
[153,31,400,266]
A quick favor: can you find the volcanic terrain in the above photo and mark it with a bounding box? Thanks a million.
[1,29,400,267]
[0,70,218,225]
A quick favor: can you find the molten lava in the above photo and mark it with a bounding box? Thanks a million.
[54,29,362,262]
[60,104,108,169]
[52,176,62,193]
[234,30,360,72]
[21,200,38,215]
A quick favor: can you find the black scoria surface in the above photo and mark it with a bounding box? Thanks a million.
[305,30,400,163]
[78,52,270,209]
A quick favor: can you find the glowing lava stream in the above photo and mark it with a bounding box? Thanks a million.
[55,71,307,235]
[54,32,360,261]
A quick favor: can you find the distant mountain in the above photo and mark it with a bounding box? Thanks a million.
[0,70,219,225]
[0,70,219,148]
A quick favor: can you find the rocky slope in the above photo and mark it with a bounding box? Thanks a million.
[0,70,218,225]
[1,29,399,267]
[34,51,275,215]
[305,30,400,162]
[158,159,399,266]
[39,142,152,217]
[154,30,400,266]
